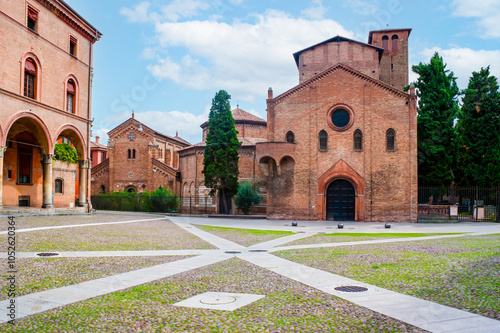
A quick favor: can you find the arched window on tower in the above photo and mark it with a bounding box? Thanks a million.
[24,58,37,99]
[354,129,363,151]
[382,35,389,51]
[392,35,399,51]
[286,131,295,143]
[67,79,75,113]
[128,149,131,159]
[386,129,396,151]
[132,149,136,159]
[319,130,328,151]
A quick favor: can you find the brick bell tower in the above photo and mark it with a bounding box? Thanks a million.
[368,28,411,91]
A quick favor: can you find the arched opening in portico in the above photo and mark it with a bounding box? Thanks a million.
[2,113,51,208]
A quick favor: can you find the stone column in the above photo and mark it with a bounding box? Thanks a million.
[0,146,6,208]
[41,153,54,209]
[78,159,90,207]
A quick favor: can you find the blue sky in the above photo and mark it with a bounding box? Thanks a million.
[65,0,500,144]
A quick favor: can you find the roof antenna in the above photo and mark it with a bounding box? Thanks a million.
[132,110,134,119]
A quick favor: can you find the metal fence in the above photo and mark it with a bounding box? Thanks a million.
[91,194,267,215]
[177,194,267,215]
[418,186,500,222]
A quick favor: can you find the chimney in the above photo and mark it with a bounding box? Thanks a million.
[96,136,100,144]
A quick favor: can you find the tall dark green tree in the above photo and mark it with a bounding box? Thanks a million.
[412,52,460,186]
[455,67,500,187]
[202,90,241,214]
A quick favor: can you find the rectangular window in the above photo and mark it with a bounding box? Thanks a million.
[24,72,35,98]
[55,179,63,193]
[27,7,37,32]
[69,36,77,56]
[67,93,74,112]
[17,147,32,184]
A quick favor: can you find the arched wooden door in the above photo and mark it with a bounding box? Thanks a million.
[326,179,355,221]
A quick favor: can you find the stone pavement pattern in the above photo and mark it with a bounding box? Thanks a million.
[1,214,499,332]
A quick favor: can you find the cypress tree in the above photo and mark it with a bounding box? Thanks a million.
[412,52,460,186]
[202,90,241,214]
[455,67,500,187]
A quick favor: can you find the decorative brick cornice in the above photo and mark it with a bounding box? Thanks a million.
[272,63,410,105]
[152,158,178,175]
[35,0,101,42]
[90,158,109,175]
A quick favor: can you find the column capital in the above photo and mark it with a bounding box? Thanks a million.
[0,146,6,158]
[78,159,91,169]
[41,153,54,164]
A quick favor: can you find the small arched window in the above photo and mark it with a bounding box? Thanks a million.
[24,58,37,99]
[286,131,295,143]
[386,129,396,151]
[319,130,328,151]
[128,149,131,159]
[132,149,136,159]
[67,79,75,113]
[382,35,389,51]
[391,35,399,51]
[100,184,105,193]
[354,129,363,151]
[55,179,63,194]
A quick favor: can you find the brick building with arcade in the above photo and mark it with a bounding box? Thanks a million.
[0,0,100,212]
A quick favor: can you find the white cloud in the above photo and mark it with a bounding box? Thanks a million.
[160,0,211,22]
[147,9,352,100]
[339,0,379,16]
[120,2,157,23]
[419,47,500,89]
[302,0,327,20]
[451,0,500,38]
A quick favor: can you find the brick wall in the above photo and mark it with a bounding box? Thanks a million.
[264,65,417,222]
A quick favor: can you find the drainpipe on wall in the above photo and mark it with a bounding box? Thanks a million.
[86,34,96,212]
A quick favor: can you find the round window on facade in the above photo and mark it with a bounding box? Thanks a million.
[327,105,354,131]
[331,109,350,128]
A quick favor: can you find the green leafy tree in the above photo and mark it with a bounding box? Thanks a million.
[455,67,500,187]
[412,52,460,186]
[54,143,78,163]
[234,182,261,215]
[202,90,241,214]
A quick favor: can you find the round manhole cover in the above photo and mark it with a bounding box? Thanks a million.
[36,252,60,257]
[224,251,241,254]
[249,249,267,252]
[334,286,368,293]
[200,295,237,305]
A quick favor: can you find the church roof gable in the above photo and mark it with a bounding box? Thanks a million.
[107,118,190,146]
[272,63,410,105]
[293,35,384,68]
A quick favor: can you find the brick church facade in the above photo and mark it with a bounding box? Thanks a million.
[257,29,417,222]
[0,0,100,211]
[91,114,190,195]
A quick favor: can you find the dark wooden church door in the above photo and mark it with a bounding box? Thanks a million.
[326,179,355,221]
